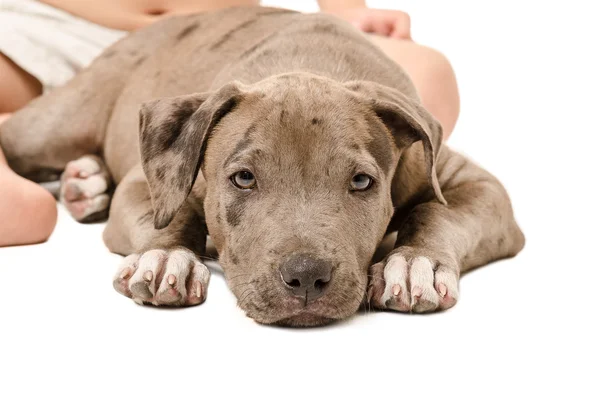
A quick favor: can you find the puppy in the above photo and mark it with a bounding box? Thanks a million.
[0,7,524,326]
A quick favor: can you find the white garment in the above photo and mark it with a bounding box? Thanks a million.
[0,0,127,91]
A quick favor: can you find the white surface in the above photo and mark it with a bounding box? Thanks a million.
[1,1,599,396]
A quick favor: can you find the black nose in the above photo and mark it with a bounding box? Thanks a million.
[280,255,332,301]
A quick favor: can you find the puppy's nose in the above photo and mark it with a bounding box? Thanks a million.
[280,255,332,301]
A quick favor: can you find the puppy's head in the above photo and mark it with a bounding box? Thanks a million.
[139,73,443,326]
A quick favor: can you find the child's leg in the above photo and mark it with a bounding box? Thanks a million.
[0,54,57,246]
[0,53,42,111]
[0,117,58,246]
[367,36,460,140]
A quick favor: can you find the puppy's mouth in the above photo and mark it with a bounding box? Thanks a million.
[274,312,336,327]
[244,293,360,327]
[229,266,366,327]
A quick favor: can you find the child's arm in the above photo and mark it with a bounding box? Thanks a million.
[317,0,412,40]
[40,0,160,31]
[318,0,366,9]
[39,0,255,31]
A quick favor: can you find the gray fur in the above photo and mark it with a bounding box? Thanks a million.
[0,7,524,326]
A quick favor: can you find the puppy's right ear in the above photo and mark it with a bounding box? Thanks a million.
[139,82,245,229]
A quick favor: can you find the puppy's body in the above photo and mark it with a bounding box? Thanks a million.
[0,7,524,326]
[102,7,416,183]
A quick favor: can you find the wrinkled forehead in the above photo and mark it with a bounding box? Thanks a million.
[263,79,372,143]
[261,74,366,123]
[230,109,365,168]
[214,76,395,174]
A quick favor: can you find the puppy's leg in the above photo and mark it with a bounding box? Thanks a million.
[0,78,103,182]
[369,152,525,313]
[0,60,127,181]
[105,166,210,306]
[0,66,122,220]
[0,24,172,181]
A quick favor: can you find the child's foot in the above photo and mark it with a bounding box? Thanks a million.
[0,115,57,246]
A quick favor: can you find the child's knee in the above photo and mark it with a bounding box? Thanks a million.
[368,37,460,138]
[30,188,58,244]
[412,46,460,138]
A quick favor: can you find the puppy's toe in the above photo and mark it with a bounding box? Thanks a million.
[381,255,411,311]
[63,175,108,201]
[63,156,101,179]
[113,254,140,298]
[127,250,166,303]
[155,251,190,305]
[154,249,210,306]
[434,267,459,310]
[409,257,439,313]
[64,194,110,221]
[185,260,210,305]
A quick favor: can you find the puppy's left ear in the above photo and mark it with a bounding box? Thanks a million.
[344,81,446,205]
[139,82,245,229]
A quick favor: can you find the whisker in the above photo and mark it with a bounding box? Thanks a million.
[226,273,254,281]
[350,291,363,309]
[229,280,255,290]
[235,288,252,306]
[192,254,220,262]
[237,288,254,308]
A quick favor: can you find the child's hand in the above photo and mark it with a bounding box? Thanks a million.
[328,8,412,40]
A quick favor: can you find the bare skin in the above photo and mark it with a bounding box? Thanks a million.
[0,0,459,247]
[39,0,262,31]
[0,122,57,247]
[367,35,460,137]
[0,56,56,247]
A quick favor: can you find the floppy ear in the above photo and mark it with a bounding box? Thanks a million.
[139,82,245,229]
[344,81,447,205]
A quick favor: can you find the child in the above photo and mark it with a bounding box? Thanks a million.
[0,0,459,246]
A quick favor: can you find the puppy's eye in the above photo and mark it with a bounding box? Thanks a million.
[350,174,373,191]
[231,170,256,189]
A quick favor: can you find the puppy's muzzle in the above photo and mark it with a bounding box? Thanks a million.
[279,254,332,302]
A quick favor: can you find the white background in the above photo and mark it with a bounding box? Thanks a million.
[1,1,599,396]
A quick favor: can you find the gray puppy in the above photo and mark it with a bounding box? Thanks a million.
[0,7,524,326]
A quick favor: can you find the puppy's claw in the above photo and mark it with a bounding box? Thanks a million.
[120,268,132,280]
[437,283,447,297]
[366,286,374,302]
[195,281,202,298]
[143,270,153,282]
[167,274,176,286]
[412,286,423,299]
[392,284,401,296]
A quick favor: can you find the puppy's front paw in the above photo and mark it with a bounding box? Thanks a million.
[368,247,459,313]
[60,155,112,222]
[113,248,210,306]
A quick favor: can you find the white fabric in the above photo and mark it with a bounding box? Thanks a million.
[0,0,126,91]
